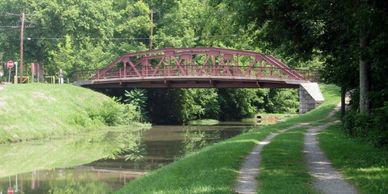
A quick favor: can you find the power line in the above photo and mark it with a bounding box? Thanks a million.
[0,35,241,45]
[0,12,20,16]
[15,34,238,40]
[0,24,35,29]
[0,26,20,28]
[0,12,31,16]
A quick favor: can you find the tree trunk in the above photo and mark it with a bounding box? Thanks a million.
[359,28,369,114]
[341,86,346,119]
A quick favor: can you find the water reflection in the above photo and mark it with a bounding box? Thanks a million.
[0,122,251,193]
[0,126,147,194]
[0,168,144,194]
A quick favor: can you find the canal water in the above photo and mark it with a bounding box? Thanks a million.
[0,122,255,194]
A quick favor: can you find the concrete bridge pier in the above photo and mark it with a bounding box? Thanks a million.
[299,83,325,114]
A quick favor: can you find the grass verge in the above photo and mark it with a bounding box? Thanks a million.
[116,85,340,194]
[0,84,144,143]
[319,124,388,193]
[258,127,317,194]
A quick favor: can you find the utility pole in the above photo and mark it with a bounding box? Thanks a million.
[19,12,25,81]
[0,12,33,84]
[149,10,153,50]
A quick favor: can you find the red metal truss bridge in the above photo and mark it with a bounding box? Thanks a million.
[78,47,315,89]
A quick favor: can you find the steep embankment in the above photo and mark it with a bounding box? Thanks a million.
[0,84,137,143]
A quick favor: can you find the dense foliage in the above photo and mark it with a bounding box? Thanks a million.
[343,104,388,148]
[0,0,256,74]
[0,0,151,78]
[124,88,298,124]
[222,0,388,147]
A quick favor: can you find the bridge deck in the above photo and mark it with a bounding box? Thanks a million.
[78,76,304,89]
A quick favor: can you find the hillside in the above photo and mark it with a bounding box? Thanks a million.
[0,84,138,143]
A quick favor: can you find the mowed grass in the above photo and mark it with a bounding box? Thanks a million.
[117,85,340,194]
[258,127,317,194]
[319,124,388,194]
[0,84,115,143]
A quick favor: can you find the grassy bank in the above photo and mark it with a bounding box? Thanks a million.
[319,124,388,193]
[117,85,340,194]
[0,84,144,143]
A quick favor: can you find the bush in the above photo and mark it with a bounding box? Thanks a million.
[343,111,370,137]
[122,104,141,124]
[88,100,141,126]
[98,100,123,126]
[343,104,388,148]
[70,113,102,128]
[370,104,388,147]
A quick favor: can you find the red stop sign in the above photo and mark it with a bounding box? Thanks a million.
[7,60,14,69]
[7,186,14,194]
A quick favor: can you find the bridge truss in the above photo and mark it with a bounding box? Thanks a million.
[82,47,309,88]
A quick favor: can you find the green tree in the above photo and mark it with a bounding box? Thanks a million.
[265,89,298,113]
[217,88,259,120]
[224,0,388,113]
[0,0,151,77]
[180,89,220,121]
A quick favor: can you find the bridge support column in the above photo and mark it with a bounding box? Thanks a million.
[299,83,325,114]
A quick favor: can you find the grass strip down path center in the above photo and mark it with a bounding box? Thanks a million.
[258,127,317,194]
[117,85,340,194]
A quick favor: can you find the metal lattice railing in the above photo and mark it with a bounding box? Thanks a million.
[84,48,314,82]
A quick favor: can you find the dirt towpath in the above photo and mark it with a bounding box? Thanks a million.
[234,124,308,194]
[235,104,358,194]
[304,123,358,194]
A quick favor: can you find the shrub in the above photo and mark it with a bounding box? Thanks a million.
[99,100,124,126]
[87,99,143,126]
[370,104,388,147]
[344,112,370,137]
[343,104,388,148]
[122,104,141,124]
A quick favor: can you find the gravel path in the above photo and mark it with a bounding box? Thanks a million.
[235,103,357,194]
[304,123,358,194]
[234,124,307,194]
